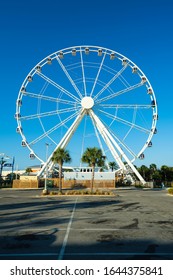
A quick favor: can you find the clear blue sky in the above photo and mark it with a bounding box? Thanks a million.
[0,0,172,170]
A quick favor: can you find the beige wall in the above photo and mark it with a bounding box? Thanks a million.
[13,178,116,189]
[13,179,38,188]
[20,175,38,181]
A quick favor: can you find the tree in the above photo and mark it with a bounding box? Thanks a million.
[108,161,118,172]
[81,147,106,192]
[149,163,157,180]
[0,158,6,177]
[160,165,173,182]
[136,164,173,186]
[51,147,71,193]
[152,170,162,184]
[138,165,149,181]
[6,173,20,181]
[149,163,157,172]
[160,165,169,181]
[25,167,33,175]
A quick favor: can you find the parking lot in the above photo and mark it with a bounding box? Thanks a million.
[0,188,173,260]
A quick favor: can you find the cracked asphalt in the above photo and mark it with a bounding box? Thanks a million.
[0,187,172,260]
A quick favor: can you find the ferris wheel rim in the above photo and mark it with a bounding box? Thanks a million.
[15,45,158,165]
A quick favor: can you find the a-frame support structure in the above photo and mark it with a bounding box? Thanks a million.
[37,105,146,185]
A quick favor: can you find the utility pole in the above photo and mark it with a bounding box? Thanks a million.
[43,143,50,194]
[0,153,10,177]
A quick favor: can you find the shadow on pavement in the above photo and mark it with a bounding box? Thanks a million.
[0,234,173,260]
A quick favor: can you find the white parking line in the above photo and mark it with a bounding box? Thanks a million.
[58,197,78,260]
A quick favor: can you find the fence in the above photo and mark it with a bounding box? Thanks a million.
[12,178,116,189]
[13,179,38,188]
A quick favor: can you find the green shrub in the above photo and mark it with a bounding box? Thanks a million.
[135,185,144,188]
[65,190,71,195]
[43,188,115,196]
[50,191,58,195]
[168,188,173,195]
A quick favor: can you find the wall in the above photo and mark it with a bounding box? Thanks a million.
[40,178,115,189]
[73,180,115,188]
[13,178,115,189]
[13,179,38,188]
[64,171,115,180]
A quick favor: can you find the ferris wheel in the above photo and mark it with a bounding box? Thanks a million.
[15,45,158,184]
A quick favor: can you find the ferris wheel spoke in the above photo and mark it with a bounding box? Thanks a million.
[37,72,80,102]
[29,110,80,146]
[90,51,107,97]
[98,109,151,134]
[38,109,86,177]
[104,123,137,158]
[89,110,125,169]
[56,56,83,99]
[56,106,81,114]
[95,110,137,158]
[22,91,79,106]
[93,64,129,101]
[99,104,152,109]
[95,82,143,104]
[123,126,134,142]
[90,116,110,169]
[90,110,146,184]
[97,116,137,159]
[80,47,87,96]
[20,110,59,120]
[20,107,80,121]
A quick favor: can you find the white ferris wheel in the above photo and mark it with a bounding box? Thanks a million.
[15,45,158,184]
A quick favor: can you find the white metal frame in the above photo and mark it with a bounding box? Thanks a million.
[15,45,158,184]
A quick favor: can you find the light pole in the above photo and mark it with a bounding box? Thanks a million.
[0,153,10,186]
[43,143,50,194]
[0,153,10,177]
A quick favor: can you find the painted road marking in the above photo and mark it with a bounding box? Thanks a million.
[58,197,78,260]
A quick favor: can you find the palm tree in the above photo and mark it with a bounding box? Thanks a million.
[108,161,118,172]
[138,165,149,181]
[160,165,169,182]
[81,147,106,192]
[149,163,157,180]
[0,158,6,177]
[51,147,71,193]
[25,167,32,175]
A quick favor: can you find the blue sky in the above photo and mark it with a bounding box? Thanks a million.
[0,0,172,170]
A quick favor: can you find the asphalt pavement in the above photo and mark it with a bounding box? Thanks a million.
[0,187,172,260]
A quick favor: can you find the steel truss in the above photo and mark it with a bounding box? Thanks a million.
[37,108,146,185]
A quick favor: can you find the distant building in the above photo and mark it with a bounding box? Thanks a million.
[1,170,25,178]
[2,165,116,181]
[64,167,115,181]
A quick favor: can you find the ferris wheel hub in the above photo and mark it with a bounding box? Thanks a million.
[81,96,94,109]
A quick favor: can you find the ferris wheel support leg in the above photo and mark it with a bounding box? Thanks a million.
[37,109,85,178]
[90,110,146,185]
[104,132,146,185]
[89,111,126,171]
